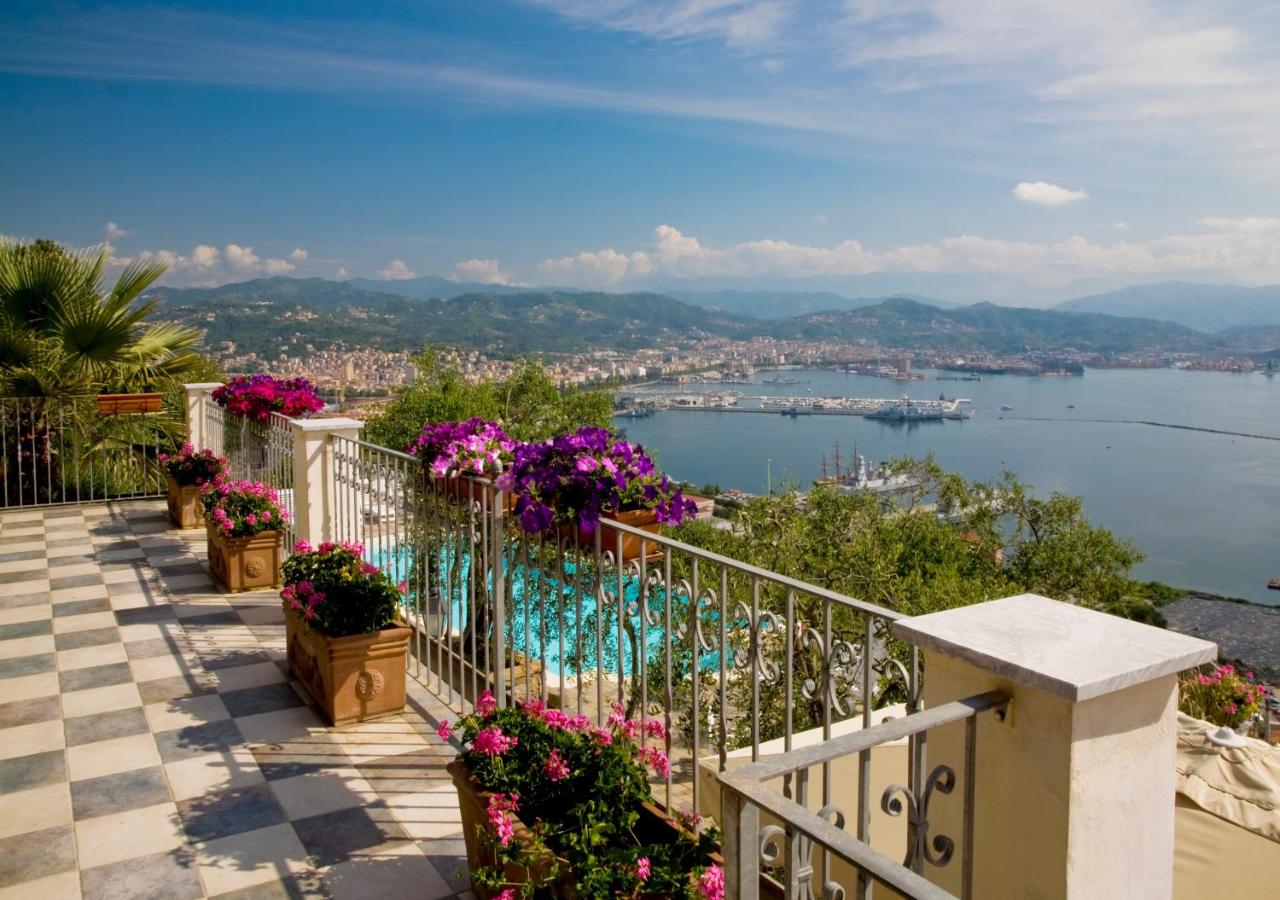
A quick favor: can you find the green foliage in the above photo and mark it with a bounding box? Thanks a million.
[280,542,401,638]
[363,353,614,451]
[1179,664,1267,729]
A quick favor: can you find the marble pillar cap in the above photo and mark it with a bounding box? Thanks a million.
[893,593,1216,702]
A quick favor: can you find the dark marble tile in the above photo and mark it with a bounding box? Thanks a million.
[0,548,45,563]
[81,848,202,900]
[51,596,112,618]
[176,782,287,842]
[202,649,277,671]
[0,592,47,611]
[291,804,409,867]
[417,838,470,892]
[0,694,61,729]
[0,652,56,679]
[155,718,245,762]
[0,619,52,641]
[137,673,217,704]
[355,751,451,795]
[59,661,134,694]
[0,750,66,795]
[48,573,105,591]
[43,537,89,550]
[64,707,149,747]
[53,626,118,651]
[126,636,194,660]
[0,570,47,586]
[71,765,169,819]
[42,508,82,520]
[208,876,323,900]
[251,735,349,781]
[114,605,178,626]
[0,824,75,887]
[181,610,245,628]
[218,683,304,719]
[152,563,208,578]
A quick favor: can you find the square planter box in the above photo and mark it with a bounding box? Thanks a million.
[96,392,163,415]
[206,524,282,592]
[165,474,205,529]
[560,508,662,561]
[285,604,411,725]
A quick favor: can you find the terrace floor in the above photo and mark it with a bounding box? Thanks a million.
[0,501,473,900]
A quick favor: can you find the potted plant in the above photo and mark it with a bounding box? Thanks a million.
[202,480,287,592]
[497,426,697,559]
[443,692,726,899]
[281,540,412,725]
[212,374,326,421]
[160,443,226,528]
[409,417,516,510]
[1179,663,1268,735]
[96,392,164,415]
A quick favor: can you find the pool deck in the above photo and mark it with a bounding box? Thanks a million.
[0,501,473,899]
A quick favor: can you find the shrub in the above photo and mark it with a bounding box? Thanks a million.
[201,480,287,538]
[1179,663,1268,730]
[160,443,226,487]
[212,375,324,421]
[444,693,723,899]
[281,540,402,638]
[497,426,697,535]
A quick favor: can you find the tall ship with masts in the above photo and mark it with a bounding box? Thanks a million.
[815,440,920,495]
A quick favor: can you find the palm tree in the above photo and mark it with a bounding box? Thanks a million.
[0,239,205,503]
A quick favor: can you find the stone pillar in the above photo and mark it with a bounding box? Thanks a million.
[289,417,363,547]
[182,382,223,448]
[893,593,1215,900]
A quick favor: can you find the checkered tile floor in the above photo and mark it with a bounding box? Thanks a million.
[0,501,473,899]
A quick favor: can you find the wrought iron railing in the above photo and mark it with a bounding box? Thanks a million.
[205,403,296,550]
[718,691,1009,900]
[0,396,171,508]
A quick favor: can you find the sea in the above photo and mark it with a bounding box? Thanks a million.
[616,367,1280,607]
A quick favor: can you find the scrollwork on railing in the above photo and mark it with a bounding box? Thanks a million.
[729,601,783,686]
[799,629,865,717]
[881,763,957,869]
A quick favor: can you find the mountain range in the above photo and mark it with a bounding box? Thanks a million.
[1055,282,1280,331]
[148,276,1267,358]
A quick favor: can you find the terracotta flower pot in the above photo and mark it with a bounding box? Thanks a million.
[165,474,205,529]
[96,392,163,415]
[284,604,411,725]
[206,524,282,592]
[432,475,515,512]
[560,509,663,561]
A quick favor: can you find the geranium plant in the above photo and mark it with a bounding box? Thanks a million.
[212,374,325,421]
[497,426,697,535]
[160,443,226,487]
[201,480,287,538]
[408,418,516,480]
[280,540,402,638]
[1179,663,1268,730]
[444,692,723,899]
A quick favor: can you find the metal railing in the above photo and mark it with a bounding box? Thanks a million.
[0,396,171,508]
[719,691,1009,900]
[205,403,296,550]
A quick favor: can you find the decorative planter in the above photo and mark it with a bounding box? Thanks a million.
[206,524,282,592]
[284,604,411,725]
[449,758,727,899]
[165,474,205,529]
[560,509,662,561]
[96,392,163,415]
[432,475,515,512]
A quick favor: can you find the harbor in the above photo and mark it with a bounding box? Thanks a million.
[618,393,975,420]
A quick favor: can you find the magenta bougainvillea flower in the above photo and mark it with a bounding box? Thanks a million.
[212,375,324,421]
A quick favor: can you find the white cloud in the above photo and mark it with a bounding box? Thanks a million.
[527,1,793,50]
[536,220,1280,289]
[336,266,348,278]
[289,248,309,261]
[1198,216,1280,233]
[453,258,512,285]
[378,259,416,280]
[1013,181,1088,206]
[190,244,220,268]
[224,243,261,270]
[264,258,295,274]
[104,221,133,240]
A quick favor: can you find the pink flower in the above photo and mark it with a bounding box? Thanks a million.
[636,857,651,882]
[361,562,380,576]
[495,891,516,900]
[592,728,613,746]
[644,719,668,741]
[608,705,626,729]
[639,745,671,778]
[699,864,725,900]
[436,720,452,741]
[543,748,569,782]
[472,726,517,756]
[397,581,408,595]
[476,689,496,717]
[294,540,313,553]
[486,793,519,847]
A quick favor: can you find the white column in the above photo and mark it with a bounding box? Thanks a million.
[893,593,1215,900]
[289,417,363,546]
[182,382,223,448]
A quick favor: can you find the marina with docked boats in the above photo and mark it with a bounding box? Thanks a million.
[618,392,975,420]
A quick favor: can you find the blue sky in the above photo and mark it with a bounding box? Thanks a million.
[2,0,1279,303]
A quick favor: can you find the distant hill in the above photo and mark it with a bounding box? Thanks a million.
[1056,282,1280,331]
[1216,324,1280,352]
[771,298,1213,354]
[668,289,957,319]
[149,276,407,309]
[346,275,529,300]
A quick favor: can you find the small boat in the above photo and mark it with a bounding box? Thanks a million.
[1269,578,1280,591]
[1067,404,1075,409]
[1001,404,1014,411]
